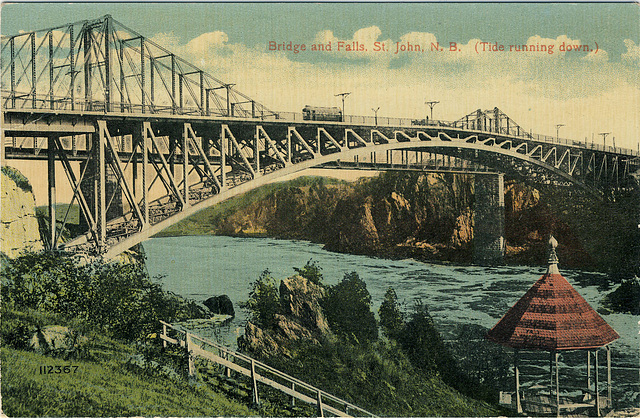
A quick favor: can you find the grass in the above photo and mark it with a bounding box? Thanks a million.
[1,346,255,417]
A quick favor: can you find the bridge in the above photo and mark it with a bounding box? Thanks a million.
[2,15,639,262]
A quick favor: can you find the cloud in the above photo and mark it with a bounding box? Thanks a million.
[135,27,639,150]
[313,26,393,60]
[622,39,640,67]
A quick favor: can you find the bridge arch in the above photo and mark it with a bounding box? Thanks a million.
[87,133,596,259]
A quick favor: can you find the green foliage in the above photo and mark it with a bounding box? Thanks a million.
[2,165,33,193]
[398,303,446,374]
[266,338,502,417]
[1,251,207,343]
[602,276,640,315]
[293,259,323,285]
[241,269,280,328]
[378,287,404,339]
[322,272,378,343]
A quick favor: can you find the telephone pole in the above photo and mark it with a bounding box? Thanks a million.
[425,100,439,122]
[335,92,351,122]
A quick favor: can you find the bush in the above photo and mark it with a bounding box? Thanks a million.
[293,259,323,285]
[2,166,33,193]
[602,276,640,315]
[1,251,206,342]
[322,272,378,343]
[379,287,404,339]
[241,269,280,328]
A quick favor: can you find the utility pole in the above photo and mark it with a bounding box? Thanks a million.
[371,107,380,126]
[555,124,564,141]
[425,100,439,123]
[335,92,350,122]
[599,132,610,149]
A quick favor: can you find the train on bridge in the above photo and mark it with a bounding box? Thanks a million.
[302,105,343,122]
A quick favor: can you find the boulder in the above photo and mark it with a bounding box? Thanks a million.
[29,325,86,355]
[203,295,235,316]
[279,275,329,335]
[238,321,289,358]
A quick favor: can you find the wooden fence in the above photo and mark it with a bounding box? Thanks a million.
[159,320,377,418]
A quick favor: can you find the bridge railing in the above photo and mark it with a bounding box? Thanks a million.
[3,91,638,158]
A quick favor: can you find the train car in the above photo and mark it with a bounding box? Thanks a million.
[302,105,343,121]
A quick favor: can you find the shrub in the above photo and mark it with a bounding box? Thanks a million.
[293,259,323,285]
[2,166,33,193]
[322,272,378,343]
[378,287,404,339]
[241,269,280,328]
[1,251,205,342]
[602,276,640,315]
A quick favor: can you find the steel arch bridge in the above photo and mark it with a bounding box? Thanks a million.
[2,15,639,258]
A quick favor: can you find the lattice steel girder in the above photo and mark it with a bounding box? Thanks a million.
[1,15,276,119]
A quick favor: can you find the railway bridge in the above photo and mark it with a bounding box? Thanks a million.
[2,15,639,262]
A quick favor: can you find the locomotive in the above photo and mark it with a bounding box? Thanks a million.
[302,105,343,122]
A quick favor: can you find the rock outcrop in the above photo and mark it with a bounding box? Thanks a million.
[238,275,330,358]
[161,173,640,273]
[1,167,43,257]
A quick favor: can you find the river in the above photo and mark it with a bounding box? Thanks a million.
[143,235,639,410]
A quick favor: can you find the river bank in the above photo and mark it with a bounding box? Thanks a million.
[143,235,640,411]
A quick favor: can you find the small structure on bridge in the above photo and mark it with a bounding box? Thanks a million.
[487,236,619,417]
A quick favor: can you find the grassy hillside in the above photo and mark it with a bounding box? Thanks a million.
[1,346,254,417]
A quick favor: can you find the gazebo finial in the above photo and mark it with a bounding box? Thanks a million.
[548,235,559,266]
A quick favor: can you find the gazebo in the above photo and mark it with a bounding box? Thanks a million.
[486,236,619,416]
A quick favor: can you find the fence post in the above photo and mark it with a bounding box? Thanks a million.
[317,390,324,418]
[186,332,196,379]
[251,359,259,405]
[162,323,167,349]
[224,351,231,378]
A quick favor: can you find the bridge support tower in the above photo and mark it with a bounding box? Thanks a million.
[473,173,505,265]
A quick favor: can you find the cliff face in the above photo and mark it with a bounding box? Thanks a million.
[323,173,475,261]
[1,167,43,258]
[167,173,639,273]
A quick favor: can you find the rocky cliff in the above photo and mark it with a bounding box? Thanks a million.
[161,173,639,274]
[1,167,43,258]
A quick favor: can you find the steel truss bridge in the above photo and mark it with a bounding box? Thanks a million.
[2,15,639,258]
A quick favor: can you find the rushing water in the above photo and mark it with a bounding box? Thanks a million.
[144,235,639,410]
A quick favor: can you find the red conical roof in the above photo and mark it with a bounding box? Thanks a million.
[486,237,619,351]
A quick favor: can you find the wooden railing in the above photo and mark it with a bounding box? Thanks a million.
[159,320,377,418]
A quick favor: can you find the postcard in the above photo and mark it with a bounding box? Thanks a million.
[1,2,639,417]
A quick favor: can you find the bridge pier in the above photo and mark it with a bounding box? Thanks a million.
[473,173,505,265]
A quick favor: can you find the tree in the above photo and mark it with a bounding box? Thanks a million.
[379,287,404,339]
[241,269,280,328]
[322,272,378,343]
[293,259,323,285]
[399,302,457,376]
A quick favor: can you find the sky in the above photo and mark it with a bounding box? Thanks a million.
[1,2,640,152]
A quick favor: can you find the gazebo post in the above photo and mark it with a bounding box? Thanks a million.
[549,351,554,399]
[587,350,592,400]
[595,349,601,417]
[515,349,522,413]
[554,351,560,417]
[606,345,612,409]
